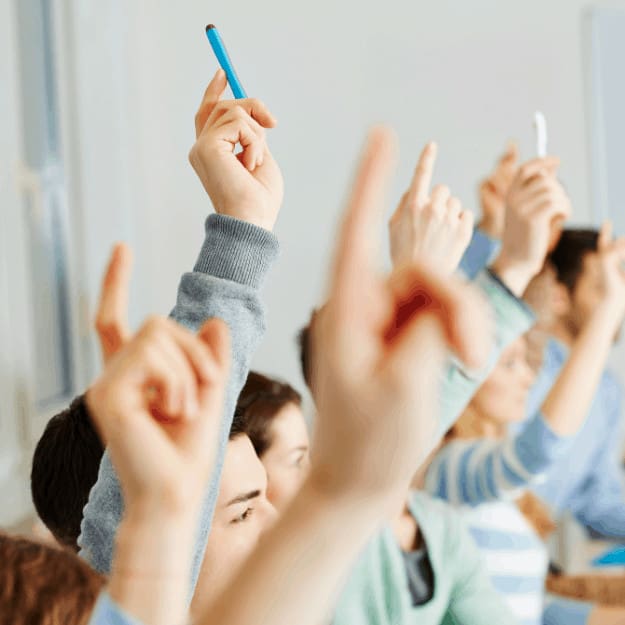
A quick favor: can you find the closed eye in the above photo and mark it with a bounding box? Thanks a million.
[231,507,255,524]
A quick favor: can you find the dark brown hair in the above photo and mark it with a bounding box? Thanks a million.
[31,394,105,551]
[296,309,319,392]
[235,371,302,457]
[0,532,105,625]
[547,228,599,292]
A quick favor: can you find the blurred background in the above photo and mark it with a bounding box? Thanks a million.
[1,0,624,550]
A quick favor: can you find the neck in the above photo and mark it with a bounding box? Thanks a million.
[479,417,504,438]
[548,318,576,347]
[455,403,504,439]
[390,499,420,552]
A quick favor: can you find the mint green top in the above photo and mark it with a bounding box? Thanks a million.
[332,492,518,625]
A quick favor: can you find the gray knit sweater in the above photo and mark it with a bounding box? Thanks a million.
[78,214,279,591]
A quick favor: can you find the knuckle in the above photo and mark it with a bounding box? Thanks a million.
[143,315,165,336]
[232,105,247,119]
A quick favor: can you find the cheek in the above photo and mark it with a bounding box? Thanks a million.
[202,525,260,576]
[476,380,510,419]
[266,468,304,511]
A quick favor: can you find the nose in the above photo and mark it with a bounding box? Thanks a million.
[260,498,279,532]
[520,362,535,390]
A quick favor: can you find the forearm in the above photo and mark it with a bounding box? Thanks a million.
[437,269,534,438]
[170,216,279,586]
[428,412,573,505]
[587,605,625,625]
[577,501,625,539]
[542,304,621,436]
[79,215,279,581]
[546,574,625,606]
[200,476,393,625]
[108,508,198,625]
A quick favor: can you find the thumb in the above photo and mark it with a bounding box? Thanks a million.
[598,221,613,253]
[386,264,492,370]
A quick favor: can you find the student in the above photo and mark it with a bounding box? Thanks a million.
[298,311,516,625]
[79,69,284,590]
[292,145,569,625]
[382,143,569,447]
[84,127,494,625]
[460,153,625,540]
[0,532,105,625]
[529,229,625,539]
[425,222,625,625]
[234,371,308,510]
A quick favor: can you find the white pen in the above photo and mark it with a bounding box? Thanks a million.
[534,111,548,158]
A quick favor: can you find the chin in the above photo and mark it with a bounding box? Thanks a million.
[502,411,525,425]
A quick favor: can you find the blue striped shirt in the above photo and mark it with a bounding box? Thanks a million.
[425,414,577,625]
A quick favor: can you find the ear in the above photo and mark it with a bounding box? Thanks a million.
[550,282,572,318]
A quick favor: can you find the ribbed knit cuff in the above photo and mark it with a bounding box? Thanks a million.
[193,215,280,289]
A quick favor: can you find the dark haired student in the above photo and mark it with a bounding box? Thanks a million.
[462,226,625,541]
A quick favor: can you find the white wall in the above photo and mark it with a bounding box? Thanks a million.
[77,0,617,390]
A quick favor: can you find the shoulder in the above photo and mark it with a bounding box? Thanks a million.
[409,491,468,538]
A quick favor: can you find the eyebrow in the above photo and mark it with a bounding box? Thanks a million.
[226,489,261,507]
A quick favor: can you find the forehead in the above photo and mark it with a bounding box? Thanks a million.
[269,403,309,448]
[217,435,267,507]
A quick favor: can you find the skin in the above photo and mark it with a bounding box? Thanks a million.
[259,401,425,552]
[552,252,623,344]
[260,403,311,511]
[191,434,277,617]
[468,338,535,431]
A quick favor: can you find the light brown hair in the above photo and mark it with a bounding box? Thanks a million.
[0,532,105,625]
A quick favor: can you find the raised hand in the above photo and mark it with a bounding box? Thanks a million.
[389,142,474,275]
[189,69,284,231]
[491,156,570,296]
[479,142,519,239]
[595,221,625,315]
[86,316,230,516]
[310,129,492,502]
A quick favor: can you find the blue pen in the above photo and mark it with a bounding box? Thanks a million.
[205,24,247,99]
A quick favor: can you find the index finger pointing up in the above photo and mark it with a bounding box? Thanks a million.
[408,142,438,208]
[329,127,397,314]
[195,69,228,138]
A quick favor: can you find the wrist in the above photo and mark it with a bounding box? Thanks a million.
[490,255,538,297]
[110,509,197,594]
[478,218,502,240]
[591,298,625,329]
[193,214,280,289]
[109,513,195,625]
[306,467,406,518]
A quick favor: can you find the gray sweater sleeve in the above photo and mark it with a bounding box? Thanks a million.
[78,214,279,591]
